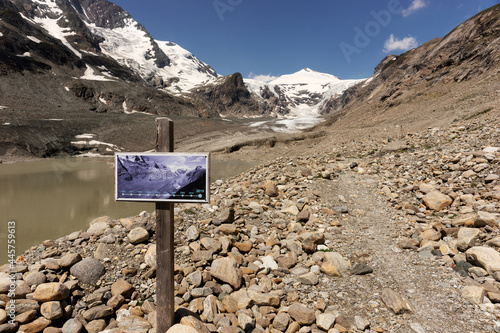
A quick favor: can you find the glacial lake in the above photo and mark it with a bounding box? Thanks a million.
[0,157,257,265]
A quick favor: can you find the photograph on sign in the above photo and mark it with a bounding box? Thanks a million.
[115,152,210,202]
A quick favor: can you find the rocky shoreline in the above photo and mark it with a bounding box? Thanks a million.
[0,113,498,333]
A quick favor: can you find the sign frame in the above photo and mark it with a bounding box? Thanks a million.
[115,152,210,203]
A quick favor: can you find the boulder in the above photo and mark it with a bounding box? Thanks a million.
[422,191,452,211]
[466,246,500,276]
[33,283,70,302]
[70,258,105,284]
[211,257,242,289]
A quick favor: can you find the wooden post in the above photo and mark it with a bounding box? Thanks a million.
[155,117,175,332]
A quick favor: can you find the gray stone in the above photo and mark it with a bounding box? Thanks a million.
[477,211,499,228]
[381,288,414,314]
[40,301,63,320]
[82,305,114,321]
[457,228,480,252]
[145,245,156,268]
[316,313,336,331]
[186,270,203,287]
[200,237,222,253]
[354,316,370,330]
[214,207,235,225]
[288,303,316,325]
[59,253,82,268]
[351,263,373,275]
[237,310,255,330]
[87,216,112,235]
[324,252,350,273]
[410,322,426,333]
[272,312,290,331]
[24,271,46,286]
[211,257,242,289]
[297,272,319,285]
[186,225,200,241]
[191,287,213,298]
[94,243,112,261]
[70,258,105,284]
[128,227,150,244]
[201,295,218,323]
[461,285,485,305]
[0,274,10,293]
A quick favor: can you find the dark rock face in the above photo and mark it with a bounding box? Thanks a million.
[190,73,268,117]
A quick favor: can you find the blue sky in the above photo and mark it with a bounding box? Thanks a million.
[110,0,498,80]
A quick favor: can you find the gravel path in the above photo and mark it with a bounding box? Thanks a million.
[308,170,494,332]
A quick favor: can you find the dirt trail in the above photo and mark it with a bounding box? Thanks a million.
[310,170,493,332]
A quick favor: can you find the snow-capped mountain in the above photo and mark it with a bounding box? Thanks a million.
[10,0,218,93]
[244,68,364,118]
[1,0,362,125]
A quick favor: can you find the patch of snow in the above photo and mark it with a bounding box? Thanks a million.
[28,0,82,58]
[75,134,95,139]
[33,15,82,58]
[99,97,108,104]
[75,152,103,158]
[0,106,8,110]
[123,110,153,116]
[64,86,70,91]
[362,73,378,87]
[88,140,123,151]
[27,36,41,43]
[80,65,115,81]
[86,18,218,94]
[71,135,124,152]
[0,32,3,37]
[3,123,10,126]
[17,52,31,57]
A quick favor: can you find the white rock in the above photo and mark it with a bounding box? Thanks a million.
[258,255,278,270]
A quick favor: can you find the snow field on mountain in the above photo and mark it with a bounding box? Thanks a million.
[245,68,365,131]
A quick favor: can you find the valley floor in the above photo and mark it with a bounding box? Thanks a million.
[1,110,498,333]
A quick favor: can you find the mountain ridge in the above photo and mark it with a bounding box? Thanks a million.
[0,1,498,160]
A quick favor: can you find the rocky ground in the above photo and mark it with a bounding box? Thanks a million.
[0,110,498,333]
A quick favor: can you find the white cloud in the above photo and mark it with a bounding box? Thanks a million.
[247,72,278,83]
[402,0,427,17]
[383,34,418,53]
